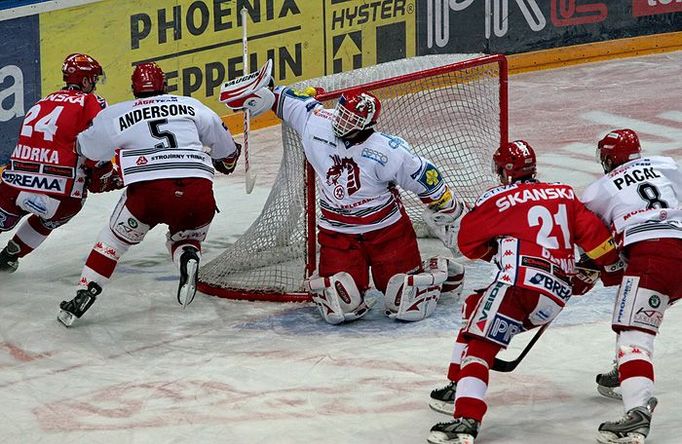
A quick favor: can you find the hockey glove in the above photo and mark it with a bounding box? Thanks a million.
[213,142,242,175]
[86,161,123,193]
[422,190,465,253]
[573,254,600,296]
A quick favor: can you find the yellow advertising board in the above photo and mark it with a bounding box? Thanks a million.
[40,0,324,115]
[39,0,416,128]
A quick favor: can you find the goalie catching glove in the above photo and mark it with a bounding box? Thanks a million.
[219,59,275,117]
[213,142,242,175]
[422,188,466,253]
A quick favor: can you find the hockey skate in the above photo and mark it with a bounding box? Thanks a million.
[0,240,20,273]
[58,282,102,327]
[596,362,622,400]
[428,417,480,444]
[429,381,457,415]
[597,397,657,444]
[177,246,199,309]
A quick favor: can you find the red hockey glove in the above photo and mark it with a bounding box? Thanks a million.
[87,161,123,193]
[213,142,241,175]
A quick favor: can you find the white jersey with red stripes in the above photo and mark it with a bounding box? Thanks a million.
[581,156,682,247]
[275,87,452,234]
[77,94,237,186]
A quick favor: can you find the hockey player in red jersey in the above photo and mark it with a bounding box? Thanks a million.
[0,53,118,272]
[427,140,625,444]
[582,129,682,444]
[220,65,466,324]
[57,62,240,327]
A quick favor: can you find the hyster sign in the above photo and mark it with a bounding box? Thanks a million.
[325,0,415,74]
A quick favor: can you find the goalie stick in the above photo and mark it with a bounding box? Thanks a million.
[241,7,256,194]
[491,322,550,372]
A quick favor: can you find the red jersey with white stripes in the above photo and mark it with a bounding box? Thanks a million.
[275,86,454,234]
[458,181,619,306]
[2,89,104,198]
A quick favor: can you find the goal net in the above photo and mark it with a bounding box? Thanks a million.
[198,54,508,302]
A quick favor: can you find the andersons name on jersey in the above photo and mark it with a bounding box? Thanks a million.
[119,104,196,131]
[496,187,575,212]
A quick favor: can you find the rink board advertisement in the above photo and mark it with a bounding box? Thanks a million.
[417,0,682,55]
[37,0,415,117]
[0,15,41,165]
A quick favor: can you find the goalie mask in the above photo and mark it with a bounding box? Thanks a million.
[493,140,537,184]
[131,62,166,97]
[332,91,381,138]
[62,53,104,90]
[597,129,641,173]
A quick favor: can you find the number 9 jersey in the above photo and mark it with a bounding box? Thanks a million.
[458,180,620,307]
[581,156,682,247]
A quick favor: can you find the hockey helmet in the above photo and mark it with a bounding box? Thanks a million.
[493,140,537,184]
[597,129,641,173]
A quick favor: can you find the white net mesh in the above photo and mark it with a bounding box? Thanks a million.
[199,54,506,301]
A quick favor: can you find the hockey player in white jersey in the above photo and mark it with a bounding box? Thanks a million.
[58,62,240,327]
[220,68,465,324]
[581,129,682,444]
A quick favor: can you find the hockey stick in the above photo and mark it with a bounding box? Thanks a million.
[241,7,256,194]
[491,322,550,372]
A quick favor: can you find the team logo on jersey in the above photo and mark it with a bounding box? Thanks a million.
[136,156,148,165]
[326,155,361,199]
[413,162,443,192]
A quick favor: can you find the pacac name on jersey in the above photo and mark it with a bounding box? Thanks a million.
[12,144,60,164]
[495,187,574,212]
[612,167,662,190]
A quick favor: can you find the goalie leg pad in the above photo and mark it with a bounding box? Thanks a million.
[443,258,465,297]
[384,257,448,322]
[306,272,371,325]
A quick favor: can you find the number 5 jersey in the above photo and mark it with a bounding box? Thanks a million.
[76,94,237,186]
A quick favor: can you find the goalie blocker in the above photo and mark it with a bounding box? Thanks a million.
[306,257,465,324]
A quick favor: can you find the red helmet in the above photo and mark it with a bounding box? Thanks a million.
[131,62,166,96]
[62,53,103,87]
[597,129,641,172]
[332,91,381,138]
[493,140,537,184]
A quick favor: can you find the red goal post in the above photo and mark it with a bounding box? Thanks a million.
[198,54,508,302]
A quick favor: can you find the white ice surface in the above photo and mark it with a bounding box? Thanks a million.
[1,52,681,443]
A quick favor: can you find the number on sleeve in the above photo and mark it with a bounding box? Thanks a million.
[148,119,178,149]
[637,183,668,209]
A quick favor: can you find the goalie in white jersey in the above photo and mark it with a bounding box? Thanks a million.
[221,69,465,324]
[581,129,682,444]
[58,62,240,327]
